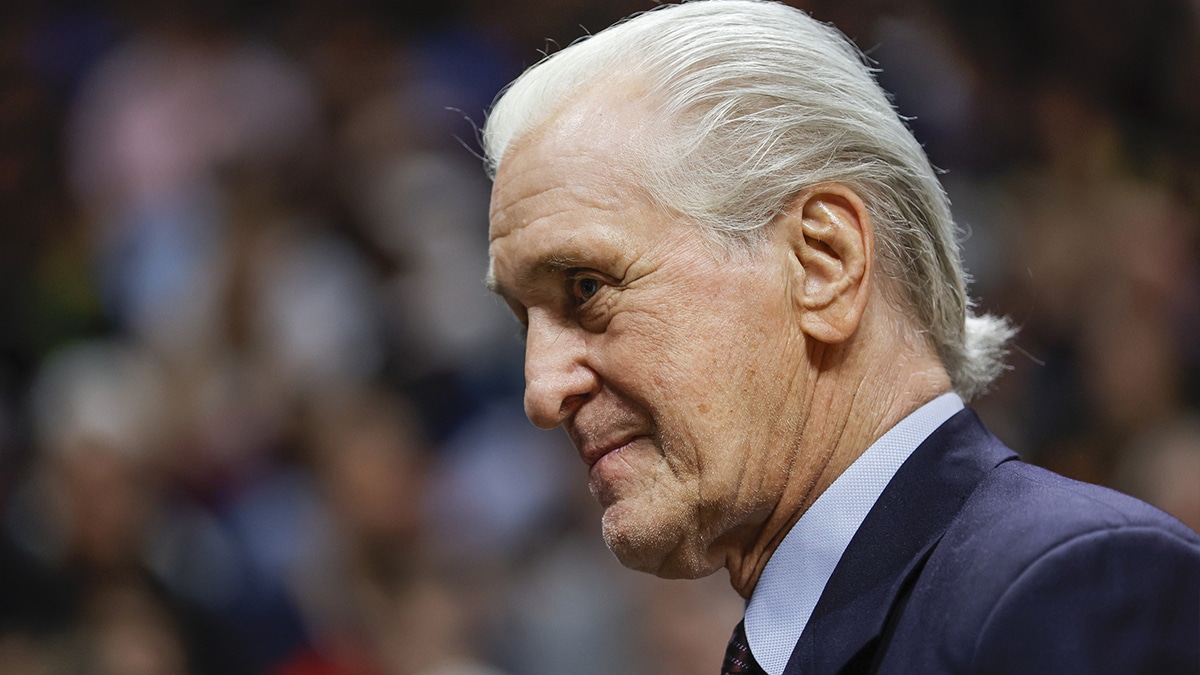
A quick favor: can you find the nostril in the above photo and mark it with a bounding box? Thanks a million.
[560,391,589,416]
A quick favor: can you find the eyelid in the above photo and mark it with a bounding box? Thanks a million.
[570,273,603,302]
[567,268,616,293]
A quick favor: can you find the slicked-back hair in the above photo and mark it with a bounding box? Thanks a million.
[483,0,1013,400]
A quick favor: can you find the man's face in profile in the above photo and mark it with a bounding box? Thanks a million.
[486,94,813,579]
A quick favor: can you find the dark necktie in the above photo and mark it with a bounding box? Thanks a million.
[721,619,768,674]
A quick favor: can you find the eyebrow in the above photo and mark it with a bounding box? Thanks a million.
[484,268,505,297]
[485,253,589,300]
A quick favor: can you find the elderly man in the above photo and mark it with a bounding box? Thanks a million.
[483,1,1200,673]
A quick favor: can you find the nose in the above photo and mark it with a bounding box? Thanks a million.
[523,310,598,429]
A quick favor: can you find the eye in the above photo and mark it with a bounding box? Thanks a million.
[571,275,603,303]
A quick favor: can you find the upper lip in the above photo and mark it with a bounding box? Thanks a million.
[576,432,639,468]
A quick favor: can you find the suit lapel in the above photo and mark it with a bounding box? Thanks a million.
[784,409,1017,674]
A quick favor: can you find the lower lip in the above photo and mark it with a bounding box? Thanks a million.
[589,437,643,478]
[588,440,639,505]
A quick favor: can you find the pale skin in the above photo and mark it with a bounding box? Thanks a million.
[486,90,952,598]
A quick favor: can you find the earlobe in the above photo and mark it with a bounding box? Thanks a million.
[779,185,873,344]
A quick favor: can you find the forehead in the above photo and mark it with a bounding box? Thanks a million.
[488,143,630,245]
[488,83,660,240]
[486,95,673,292]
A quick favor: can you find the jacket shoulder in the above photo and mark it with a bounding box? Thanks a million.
[961,459,1198,543]
[882,460,1200,673]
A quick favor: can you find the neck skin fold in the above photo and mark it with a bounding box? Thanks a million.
[722,306,953,599]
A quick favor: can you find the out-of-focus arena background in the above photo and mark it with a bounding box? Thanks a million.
[0,0,1196,672]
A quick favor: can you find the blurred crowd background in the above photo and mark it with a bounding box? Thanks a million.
[0,0,1197,673]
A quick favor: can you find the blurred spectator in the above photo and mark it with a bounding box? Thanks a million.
[0,1,1196,673]
[64,5,321,366]
[3,339,248,673]
[1115,417,1200,532]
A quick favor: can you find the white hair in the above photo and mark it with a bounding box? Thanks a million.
[483,0,1014,400]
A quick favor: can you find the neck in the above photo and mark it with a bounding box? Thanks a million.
[724,312,952,599]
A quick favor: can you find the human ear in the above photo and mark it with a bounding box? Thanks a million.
[778,185,873,344]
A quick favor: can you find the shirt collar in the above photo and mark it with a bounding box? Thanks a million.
[744,392,965,675]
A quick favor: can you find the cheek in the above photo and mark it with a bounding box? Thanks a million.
[604,279,788,412]
[603,313,721,422]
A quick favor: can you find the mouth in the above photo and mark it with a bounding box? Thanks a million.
[579,434,643,469]
[583,434,651,507]
[566,400,655,476]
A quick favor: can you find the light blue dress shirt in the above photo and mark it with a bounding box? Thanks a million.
[744,392,965,675]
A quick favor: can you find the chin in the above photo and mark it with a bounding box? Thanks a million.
[600,503,721,580]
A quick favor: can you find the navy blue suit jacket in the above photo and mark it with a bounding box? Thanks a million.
[783,409,1200,674]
